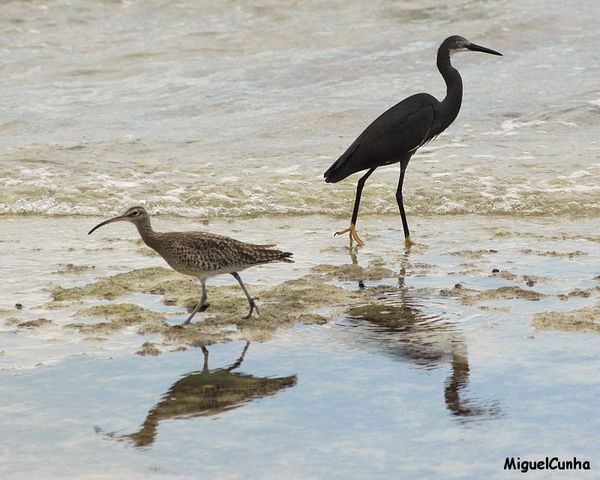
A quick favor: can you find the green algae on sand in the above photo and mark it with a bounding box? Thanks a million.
[533,300,600,334]
[6,318,52,329]
[55,263,96,274]
[449,249,498,260]
[440,284,546,307]
[51,267,182,302]
[310,259,394,282]
[47,264,380,350]
[67,303,166,335]
[136,341,161,356]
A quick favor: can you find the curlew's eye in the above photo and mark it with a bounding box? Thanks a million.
[131,211,139,217]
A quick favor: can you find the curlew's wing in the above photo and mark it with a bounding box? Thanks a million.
[155,231,292,275]
[324,93,437,183]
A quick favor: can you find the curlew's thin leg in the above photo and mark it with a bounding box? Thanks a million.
[201,345,209,372]
[396,161,412,244]
[182,279,208,325]
[335,167,376,246]
[226,341,250,372]
[231,272,259,319]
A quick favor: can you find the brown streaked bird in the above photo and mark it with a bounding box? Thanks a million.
[88,206,293,324]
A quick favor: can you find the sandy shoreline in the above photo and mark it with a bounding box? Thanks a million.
[1,213,598,370]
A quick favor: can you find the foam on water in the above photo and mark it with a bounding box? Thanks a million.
[1,157,599,218]
[1,0,599,220]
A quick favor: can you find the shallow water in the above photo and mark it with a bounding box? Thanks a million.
[4,327,600,480]
[2,0,600,478]
[2,215,600,478]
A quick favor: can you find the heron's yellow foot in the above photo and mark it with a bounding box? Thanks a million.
[404,236,414,247]
[334,224,365,246]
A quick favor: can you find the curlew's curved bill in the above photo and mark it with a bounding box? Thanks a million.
[88,215,128,235]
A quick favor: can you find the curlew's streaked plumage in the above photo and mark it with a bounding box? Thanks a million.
[88,206,293,324]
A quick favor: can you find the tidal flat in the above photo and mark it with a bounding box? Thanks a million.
[2,0,600,476]
[1,214,599,479]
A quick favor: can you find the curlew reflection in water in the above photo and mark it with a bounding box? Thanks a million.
[114,342,297,447]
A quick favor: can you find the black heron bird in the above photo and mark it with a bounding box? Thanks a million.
[324,35,502,245]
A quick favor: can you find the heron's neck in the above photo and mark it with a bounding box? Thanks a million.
[437,48,463,123]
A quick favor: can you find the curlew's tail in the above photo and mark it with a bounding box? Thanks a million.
[279,251,294,263]
[247,246,294,265]
[261,249,293,263]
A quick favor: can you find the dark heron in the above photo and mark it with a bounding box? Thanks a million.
[324,35,502,245]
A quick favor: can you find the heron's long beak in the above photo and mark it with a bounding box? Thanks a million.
[467,42,502,56]
[88,215,128,235]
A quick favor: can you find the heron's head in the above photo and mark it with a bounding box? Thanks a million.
[88,206,150,235]
[443,35,502,57]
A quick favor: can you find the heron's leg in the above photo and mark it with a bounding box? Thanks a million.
[231,272,259,319]
[396,163,412,244]
[182,279,208,325]
[335,167,376,246]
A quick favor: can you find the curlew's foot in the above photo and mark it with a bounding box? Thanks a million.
[199,303,210,312]
[181,302,210,326]
[404,236,414,247]
[334,223,365,246]
[243,298,260,319]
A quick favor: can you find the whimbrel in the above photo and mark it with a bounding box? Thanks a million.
[88,206,293,324]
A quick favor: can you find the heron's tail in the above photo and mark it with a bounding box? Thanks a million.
[324,163,351,183]
[324,141,361,183]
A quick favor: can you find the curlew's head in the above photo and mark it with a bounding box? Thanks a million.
[88,206,150,235]
[441,35,502,57]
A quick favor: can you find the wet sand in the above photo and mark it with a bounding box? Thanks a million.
[1,214,600,478]
[2,214,598,363]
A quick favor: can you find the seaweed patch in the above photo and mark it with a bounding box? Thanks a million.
[46,266,378,350]
[533,301,600,334]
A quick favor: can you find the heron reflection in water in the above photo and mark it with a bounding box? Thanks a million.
[345,253,500,420]
[110,342,297,447]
